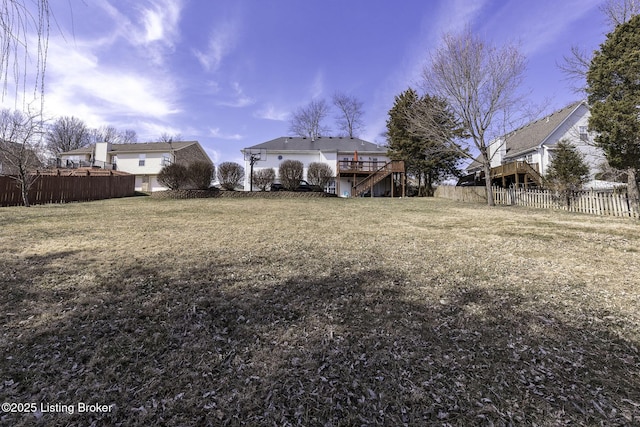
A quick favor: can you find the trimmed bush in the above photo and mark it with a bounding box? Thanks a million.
[307,162,334,189]
[252,168,276,191]
[217,162,245,190]
[158,163,189,190]
[279,160,303,191]
[188,161,215,190]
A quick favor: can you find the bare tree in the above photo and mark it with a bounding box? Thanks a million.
[289,99,331,140]
[0,108,44,206]
[89,126,138,144]
[89,126,118,144]
[422,26,526,206]
[120,129,138,143]
[45,116,90,155]
[332,92,364,138]
[158,132,183,143]
[558,46,593,92]
[601,0,640,27]
[559,0,640,88]
[0,0,50,105]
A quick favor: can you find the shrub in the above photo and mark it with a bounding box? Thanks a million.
[217,162,245,190]
[252,168,276,191]
[279,160,303,191]
[307,162,334,189]
[158,163,189,190]
[544,140,590,206]
[188,161,215,190]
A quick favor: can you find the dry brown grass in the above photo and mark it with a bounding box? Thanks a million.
[1,196,639,426]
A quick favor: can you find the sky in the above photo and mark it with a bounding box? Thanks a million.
[3,0,611,165]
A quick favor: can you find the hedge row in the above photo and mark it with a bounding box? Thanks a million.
[150,190,338,200]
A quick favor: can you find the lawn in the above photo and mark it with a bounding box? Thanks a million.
[1,196,639,426]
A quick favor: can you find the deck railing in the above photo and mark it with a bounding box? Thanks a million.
[491,161,539,177]
[352,160,405,196]
[338,160,383,173]
[60,159,117,170]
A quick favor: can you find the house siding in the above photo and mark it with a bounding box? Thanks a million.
[244,150,391,195]
[59,141,212,192]
[475,102,606,186]
[175,143,212,166]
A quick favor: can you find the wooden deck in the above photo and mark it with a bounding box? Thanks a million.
[492,161,542,188]
[337,160,406,197]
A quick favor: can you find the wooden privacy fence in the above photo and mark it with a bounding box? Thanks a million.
[0,169,135,207]
[433,185,487,203]
[435,185,639,219]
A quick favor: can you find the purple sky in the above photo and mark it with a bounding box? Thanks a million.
[3,0,609,165]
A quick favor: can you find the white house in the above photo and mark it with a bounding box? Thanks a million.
[59,141,213,192]
[242,136,405,197]
[464,101,608,188]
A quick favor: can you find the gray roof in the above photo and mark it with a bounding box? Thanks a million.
[243,136,386,153]
[61,141,199,155]
[503,101,585,159]
[466,101,586,172]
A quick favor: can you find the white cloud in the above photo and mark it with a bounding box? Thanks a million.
[205,80,221,94]
[310,71,324,99]
[133,122,183,141]
[131,0,183,45]
[209,127,243,140]
[193,21,238,72]
[204,147,221,164]
[43,36,180,121]
[495,0,601,56]
[91,0,184,65]
[254,104,289,121]
[217,82,255,108]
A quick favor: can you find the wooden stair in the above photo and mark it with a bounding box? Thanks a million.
[353,161,404,197]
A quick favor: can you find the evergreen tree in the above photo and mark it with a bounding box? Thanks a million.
[386,89,463,196]
[586,14,640,210]
[544,140,590,206]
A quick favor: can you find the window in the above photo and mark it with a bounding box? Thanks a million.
[326,179,336,194]
[139,154,146,167]
[579,126,588,142]
[162,153,171,166]
[526,154,533,163]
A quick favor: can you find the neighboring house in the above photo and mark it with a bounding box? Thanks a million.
[59,141,212,192]
[242,136,405,197]
[462,101,607,188]
[0,140,43,175]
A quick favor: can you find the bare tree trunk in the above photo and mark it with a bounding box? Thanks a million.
[16,172,37,207]
[21,183,30,207]
[483,163,495,206]
[426,172,434,197]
